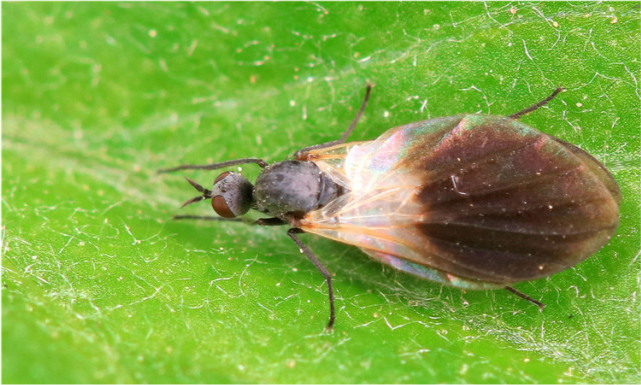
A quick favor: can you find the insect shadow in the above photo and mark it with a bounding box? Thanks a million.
[159,85,621,329]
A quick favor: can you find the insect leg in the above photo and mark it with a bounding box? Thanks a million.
[295,84,373,160]
[287,228,336,329]
[173,215,286,226]
[173,215,244,222]
[335,83,373,144]
[508,87,564,119]
[158,158,269,174]
[505,286,546,311]
[255,217,287,226]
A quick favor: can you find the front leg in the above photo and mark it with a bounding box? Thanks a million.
[158,158,268,174]
[173,215,286,226]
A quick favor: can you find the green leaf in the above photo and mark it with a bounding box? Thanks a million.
[3,2,639,383]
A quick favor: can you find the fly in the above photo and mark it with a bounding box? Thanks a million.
[159,85,621,329]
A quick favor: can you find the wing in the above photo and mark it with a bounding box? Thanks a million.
[301,115,621,286]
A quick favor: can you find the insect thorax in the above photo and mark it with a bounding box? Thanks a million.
[254,160,342,219]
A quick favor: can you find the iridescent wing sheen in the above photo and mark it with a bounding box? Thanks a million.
[300,115,621,286]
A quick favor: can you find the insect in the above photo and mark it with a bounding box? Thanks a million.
[159,85,621,328]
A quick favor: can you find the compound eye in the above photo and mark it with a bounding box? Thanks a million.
[214,171,231,184]
[211,172,254,218]
[212,195,236,218]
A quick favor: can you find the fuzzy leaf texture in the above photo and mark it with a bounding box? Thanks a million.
[2,2,639,384]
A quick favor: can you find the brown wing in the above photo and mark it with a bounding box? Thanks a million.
[301,115,621,285]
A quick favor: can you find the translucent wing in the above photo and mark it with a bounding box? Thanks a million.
[301,115,621,286]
